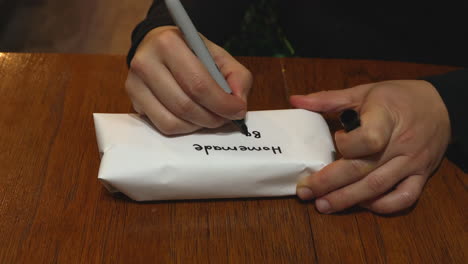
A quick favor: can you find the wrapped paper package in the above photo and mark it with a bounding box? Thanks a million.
[93,109,335,201]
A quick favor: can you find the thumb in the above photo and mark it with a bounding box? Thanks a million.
[224,62,253,103]
[290,84,373,113]
[204,36,252,102]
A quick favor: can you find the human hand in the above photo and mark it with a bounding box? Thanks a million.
[291,80,451,214]
[126,26,253,135]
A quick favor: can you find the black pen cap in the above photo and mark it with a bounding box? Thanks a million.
[339,109,361,132]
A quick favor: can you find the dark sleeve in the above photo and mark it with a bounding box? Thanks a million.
[425,69,468,172]
[127,0,250,66]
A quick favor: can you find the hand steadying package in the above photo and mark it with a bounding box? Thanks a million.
[93,109,335,201]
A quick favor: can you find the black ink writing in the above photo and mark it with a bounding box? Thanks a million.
[245,130,261,138]
[193,144,282,156]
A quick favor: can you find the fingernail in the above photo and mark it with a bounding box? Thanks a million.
[315,199,332,214]
[297,187,314,200]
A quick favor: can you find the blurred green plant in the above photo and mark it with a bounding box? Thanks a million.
[223,0,294,57]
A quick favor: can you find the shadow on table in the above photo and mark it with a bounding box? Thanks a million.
[103,189,416,217]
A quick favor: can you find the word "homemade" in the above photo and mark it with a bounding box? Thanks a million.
[193,144,282,156]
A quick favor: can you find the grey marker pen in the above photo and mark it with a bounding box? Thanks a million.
[165,0,249,135]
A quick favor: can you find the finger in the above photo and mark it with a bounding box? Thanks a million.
[131,101,143,114]
[205,39,253,101]
[132,56,227,128]
[361,175,425,214]
[218,57,252,102]
[335,103,395,158]
[152,29,247,120]
[314,155,412,214]
[289,84,372,113]
[125,71,200,135]
[296,158,378,200]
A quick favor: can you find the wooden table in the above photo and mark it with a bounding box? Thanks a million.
[0,53,466,263]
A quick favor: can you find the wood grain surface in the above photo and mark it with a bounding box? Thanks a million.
[0,0,152,54]
[0,53,466,263]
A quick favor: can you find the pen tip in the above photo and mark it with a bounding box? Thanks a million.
[232,119,249,135]
[240,124,249,136]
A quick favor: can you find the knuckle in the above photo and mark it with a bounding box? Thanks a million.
[364,130,386,153]
[188,74,209,98]
[174,98,197,117]
[366,173,388,193]
[152,29,180,52]
[129,55,147,76]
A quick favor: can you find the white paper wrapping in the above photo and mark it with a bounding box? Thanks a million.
[93,109,335,201]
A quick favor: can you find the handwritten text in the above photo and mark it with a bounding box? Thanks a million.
[193,144,282,156]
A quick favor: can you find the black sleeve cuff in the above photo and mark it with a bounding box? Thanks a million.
[425,69,468,172]
[127,0,250,67]
[127,1,174,66]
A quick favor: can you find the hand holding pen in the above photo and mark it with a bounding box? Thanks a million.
[125,2,252,135]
